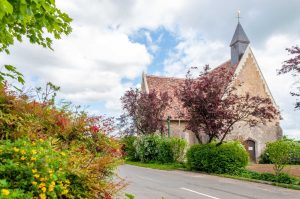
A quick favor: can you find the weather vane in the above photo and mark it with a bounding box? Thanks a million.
[237,10,241,22]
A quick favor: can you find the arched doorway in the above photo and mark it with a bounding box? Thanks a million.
[243,139,256,162]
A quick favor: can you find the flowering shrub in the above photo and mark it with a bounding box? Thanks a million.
[0,138,89,198]
[0,84,124,198]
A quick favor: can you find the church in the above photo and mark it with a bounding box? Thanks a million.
[141,21,282,162]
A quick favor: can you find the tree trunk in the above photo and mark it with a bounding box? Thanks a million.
[195,133,202,144]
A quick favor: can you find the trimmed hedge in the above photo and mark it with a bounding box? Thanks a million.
[187,142,248,174]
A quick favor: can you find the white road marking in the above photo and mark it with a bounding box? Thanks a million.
[180,187,220,199]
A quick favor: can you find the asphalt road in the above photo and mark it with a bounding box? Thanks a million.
[118,165,300,199]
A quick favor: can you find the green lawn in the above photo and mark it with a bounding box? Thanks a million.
[125,160,186,171]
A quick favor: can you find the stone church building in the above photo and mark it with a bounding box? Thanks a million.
[141,22,282,161]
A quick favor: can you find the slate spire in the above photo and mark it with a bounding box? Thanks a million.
[230,22,250,65]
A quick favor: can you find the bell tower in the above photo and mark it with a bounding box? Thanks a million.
[230,12,250,65]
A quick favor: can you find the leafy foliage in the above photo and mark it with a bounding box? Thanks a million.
[278,46,300,109]
[121,88,171,135]
[157,139,174,163]
[126,135,187,163]
[168,137,187,162]
[260,138,300,165]
[179,65,279,144]
[0,138,88,198]
[264,139,300,175]
[186,142,248,174]
[0,0,72,85]
[0,0,72,53]
[121,136,138,161]
[134,135,160,163]
[0,83,124,198]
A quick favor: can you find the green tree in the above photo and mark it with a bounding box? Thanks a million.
[266,140,298,175]
[0,0,72,84]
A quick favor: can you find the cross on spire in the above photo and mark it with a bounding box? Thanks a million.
[237,10,241,22]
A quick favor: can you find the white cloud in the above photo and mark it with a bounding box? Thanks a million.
[0,0,299,138]
[0,25,151,113]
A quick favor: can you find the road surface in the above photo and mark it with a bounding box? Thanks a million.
[118,165,300,199]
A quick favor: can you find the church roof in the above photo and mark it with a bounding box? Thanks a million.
[230,22,250,46]
[144,60,238,121]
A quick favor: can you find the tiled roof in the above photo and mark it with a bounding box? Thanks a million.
[145,60,238,121]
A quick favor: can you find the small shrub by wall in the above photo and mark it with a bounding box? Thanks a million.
[259,139,300,165]
[169,137,187,162]
[187,141,248,174]
[129,135,187,163]
[157,139,174,163]
[134,135,160,163]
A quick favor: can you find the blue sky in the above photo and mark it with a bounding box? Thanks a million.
[0,0,299,139]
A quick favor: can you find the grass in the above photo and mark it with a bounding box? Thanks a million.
[125,160,186,171]
[217,173,300,191]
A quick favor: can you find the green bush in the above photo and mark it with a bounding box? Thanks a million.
[134,135,160,163]
[157,139,174,163]
[265,140,300,175]
[122,136,138,161]
[169,137,187,162]
[132,136,187,163]
[260,139,300,165]
[187,142,248,174]
[0,138,89,198]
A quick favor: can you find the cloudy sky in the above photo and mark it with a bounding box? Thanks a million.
[0,0,299,139]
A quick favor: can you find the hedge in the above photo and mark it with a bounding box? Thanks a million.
[187,141,248,174]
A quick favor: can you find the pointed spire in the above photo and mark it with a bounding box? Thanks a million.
[230,22,250,47]
[230,12,250,65]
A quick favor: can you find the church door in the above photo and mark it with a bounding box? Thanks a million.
[244,140,256,162]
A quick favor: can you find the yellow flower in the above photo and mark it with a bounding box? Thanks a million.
[39,193,46,199]
[38,183,46,188]
[61,189,68,195]
[32,169,37,173]
[32,181,37,185]
[65,179,70,184]
[21,150,26,154]
[50,181,55,185]
[60,152,66,156]
[39,178,45,182]
[1,189,10,196]
[20,156,26,160]
[31,157,37,161]
[48,186,54,192]
[39,139,44,142]
[41,187,46,193]
[32,150,37,154]
[48,170,53,174]
[34,174,40,178]
[13,147,19,152]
